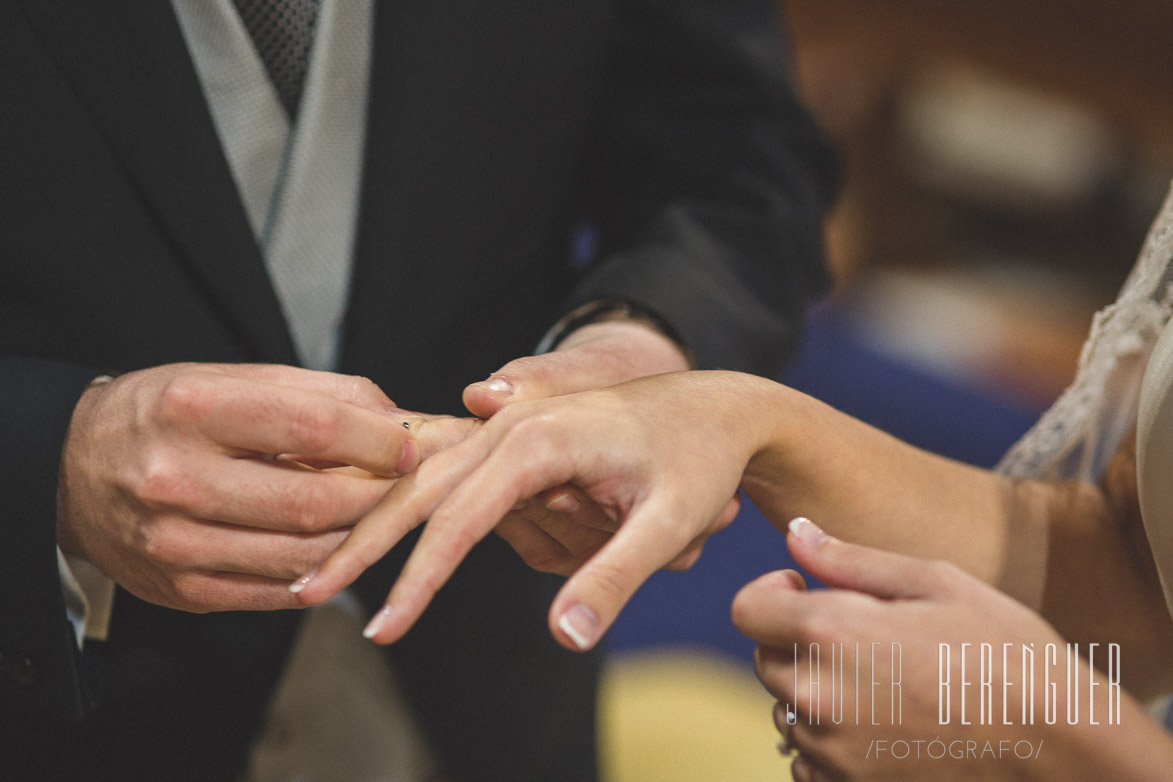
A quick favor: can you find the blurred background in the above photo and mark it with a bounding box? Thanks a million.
[601,2,1173,779]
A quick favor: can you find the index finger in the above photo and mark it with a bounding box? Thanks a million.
[325,427,578,643]
[731,574,865,648]
[218,364,397,414]
[193,375,418,476]
[288,422,508,607]
[373,432,584,642]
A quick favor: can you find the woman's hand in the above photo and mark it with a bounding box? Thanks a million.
[291,371,779,649]
[734,519,1173,781]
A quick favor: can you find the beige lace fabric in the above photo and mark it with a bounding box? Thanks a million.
[997,182,1173,483]
[1137,316,1173,620]
[997,182,1173,632]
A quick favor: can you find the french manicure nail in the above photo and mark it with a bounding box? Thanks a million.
[288,569,318,594]
[558,604,600,650]
[788,516,829,547]
[483,376,513,395]
[363,605,394,639]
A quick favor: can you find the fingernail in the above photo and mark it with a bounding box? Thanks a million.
[363,605,394,639]
[545,490,582,514]
[395,437,419,474]
[557,604,600,650]
[788,517,829,547]
[288,569,318,594]
[482,376,513,395]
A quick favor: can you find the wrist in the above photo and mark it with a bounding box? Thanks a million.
[1031,674,1173,781]
[561,320,690,372]
[735,376,804,501]
[56,374,118,554]
[539,299,695,369]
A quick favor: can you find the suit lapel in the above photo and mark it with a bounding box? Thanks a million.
[16,0,298,364]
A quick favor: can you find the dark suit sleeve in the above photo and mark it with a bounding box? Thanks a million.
[0,357,98,721]
[570,0,838,377]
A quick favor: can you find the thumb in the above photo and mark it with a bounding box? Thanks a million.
[464,320,689,418]
[785,517,945,601]
[463,350,609,418]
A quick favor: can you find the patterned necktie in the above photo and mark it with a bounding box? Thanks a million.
[232,0,322,118]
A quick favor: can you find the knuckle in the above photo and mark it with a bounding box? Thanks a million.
[153,374,214,426]
[504,354,546,380]
[498,405,543,434]
[133,456,192,510]
[168,574,290,613]
[519,545,567,574]
[500,418,541,451]
[582,558,631,602]
[729,584,769,628]
[434,524,481,564]
[303,531,347,568]
[287,405,341,454]
[331,546,382,581]
[525,358,558,387]
[282,480,339,532]
[426,506,484,555]
[495,522,563,573]
[795,611,840,647]
[729,591,751,627]
[346,375,386,406]
[500,412,561,455]
[716,497,742,527]
[169,572,216,613]
[137,523,165,563]
[138,521,186,567]
[395,560,448,605]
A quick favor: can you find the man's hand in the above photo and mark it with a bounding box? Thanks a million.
[56,363,428,613]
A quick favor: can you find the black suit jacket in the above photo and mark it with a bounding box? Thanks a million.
[0,0,836,779]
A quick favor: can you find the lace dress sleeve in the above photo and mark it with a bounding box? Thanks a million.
[997,181,1173,617]
[997,182,1173,483]
[1137,308,1173,617]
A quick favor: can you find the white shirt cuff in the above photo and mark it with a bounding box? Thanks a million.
[58,547,116,647]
